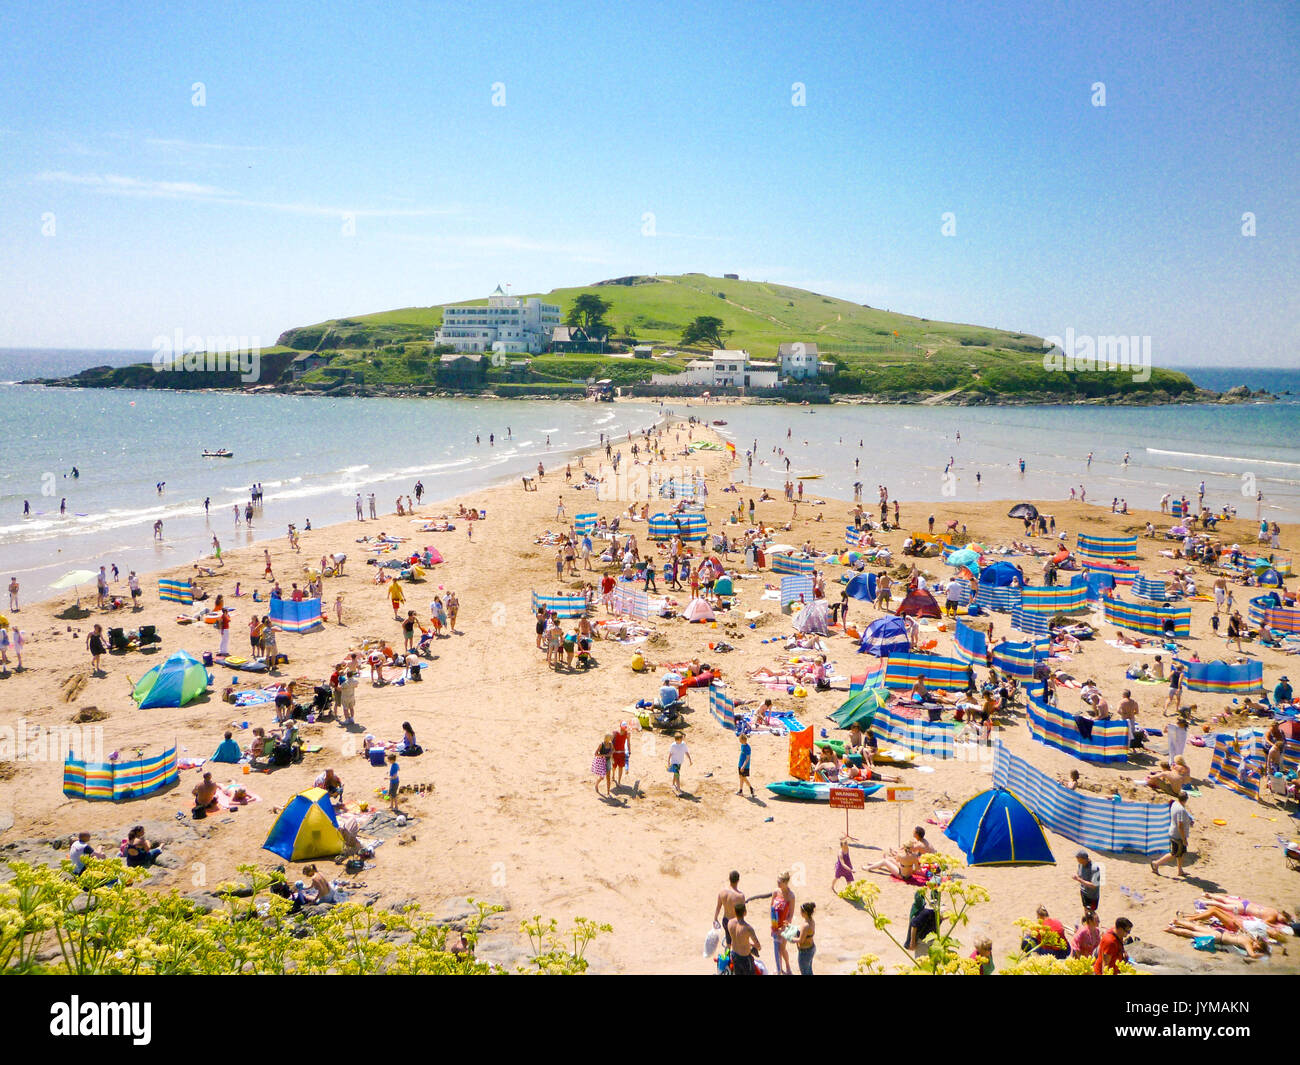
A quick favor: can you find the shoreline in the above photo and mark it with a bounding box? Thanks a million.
[22,376,1278,407]
[5,421,1299,974]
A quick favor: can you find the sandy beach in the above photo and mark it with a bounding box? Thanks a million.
[2,421,1297,975]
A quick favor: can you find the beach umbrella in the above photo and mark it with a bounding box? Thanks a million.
[50,569,98,607]
[946,548,981,576]
[830,686,888,728]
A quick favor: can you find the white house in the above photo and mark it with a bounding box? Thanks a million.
[777,342,835,380]
[651,349,780,389]
[435,285,561,355]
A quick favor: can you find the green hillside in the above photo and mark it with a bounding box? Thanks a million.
[276,274,1197,402]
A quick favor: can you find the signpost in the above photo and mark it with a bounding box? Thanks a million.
[828,786,865,839]
[879,784,915,845]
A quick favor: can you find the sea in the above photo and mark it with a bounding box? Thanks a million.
[1,349,1296,602]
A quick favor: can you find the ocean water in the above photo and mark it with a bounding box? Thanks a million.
[2,349,1296,602]
[692,383,1300,526]
[0,366,662,598]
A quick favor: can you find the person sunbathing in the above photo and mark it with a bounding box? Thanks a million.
[1175,906,1291,943]
[1115,629,1147,648]
[812,746,841,782]
[1164,919,1271,958]
[1196,896,1295,926]
[843,764,901,784]
[301,864,334,905]
[866,828,933,878]
[1145,757,1191,796]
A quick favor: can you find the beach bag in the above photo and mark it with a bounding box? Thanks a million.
[703,928,720,958]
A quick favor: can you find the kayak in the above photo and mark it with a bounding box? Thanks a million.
[765,780,883,802]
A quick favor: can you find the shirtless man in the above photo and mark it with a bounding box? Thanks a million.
[727,902,762,975]
[1116,688,1140,741]
[192,772,220,812]
[713,870,745,946]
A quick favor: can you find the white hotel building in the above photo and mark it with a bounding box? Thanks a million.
[435,285,561,355]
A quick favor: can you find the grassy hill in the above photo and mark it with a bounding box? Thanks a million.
[276,274,1197,402]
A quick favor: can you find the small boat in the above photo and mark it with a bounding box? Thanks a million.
[711,420,728,426]
[202,449,234,458]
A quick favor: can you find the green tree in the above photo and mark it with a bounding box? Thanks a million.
[565,294,612,333]
[680,315,730,349]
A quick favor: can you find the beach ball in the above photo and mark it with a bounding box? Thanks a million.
[631,652,645,672]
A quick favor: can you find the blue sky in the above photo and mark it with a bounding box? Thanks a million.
[0,0,1295,366]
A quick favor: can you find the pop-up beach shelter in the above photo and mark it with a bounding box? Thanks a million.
[682,598,715,622]
[896,587,941,618]
[945,787,1055,866]
[1007,503,1039,520]
[845,572,876,601]
[980,561,1024,587]
[263,787,346,861]
[131,650,211,709]
[858,616,911,656]
[794,600,830,635]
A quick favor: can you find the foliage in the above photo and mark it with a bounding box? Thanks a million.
[842,852,992,974]
[519,915,612,974]
[0,860,605,975]
[565,293,612,333]
[680,314,730,349]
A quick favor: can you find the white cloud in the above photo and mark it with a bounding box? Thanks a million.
[33,170,457,219]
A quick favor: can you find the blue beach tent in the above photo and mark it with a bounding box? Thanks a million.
[845,572,877,601]
[858,616,912,657]
[944,787,1055,866]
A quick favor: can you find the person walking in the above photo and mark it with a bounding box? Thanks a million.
[727,902,761,975]
[217,607,231,657]
[87,624,106,675]
[7,576,17,612]
[1072,849,1102,912]
[1152,791,1193,877]
[592,734,614,797]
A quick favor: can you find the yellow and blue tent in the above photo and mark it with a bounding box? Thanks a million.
[262,787,346,861]
[945,787,1055,866]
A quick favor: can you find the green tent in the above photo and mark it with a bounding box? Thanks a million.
[714,576,734,596]
[131,650,211,709]
[831,685,889,729]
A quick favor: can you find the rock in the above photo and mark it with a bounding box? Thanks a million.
[182,891,220,914]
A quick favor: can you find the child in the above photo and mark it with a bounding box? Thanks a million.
[387,753,400,811]
[667,731,692,796]
[736,732,754,797]
[334,595,344,625]
[832,838,855,893]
